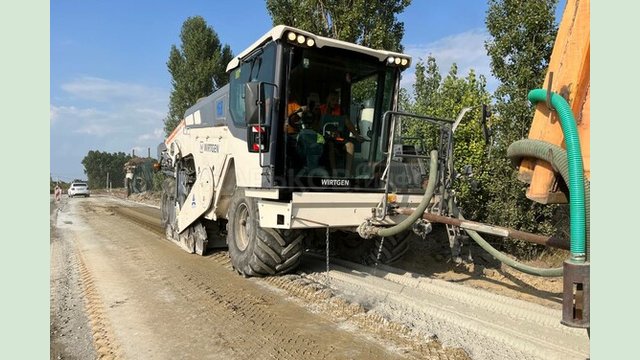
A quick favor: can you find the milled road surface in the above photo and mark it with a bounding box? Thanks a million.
[50,196,466,359]
[50,195,589,359]
[301,256,589,359]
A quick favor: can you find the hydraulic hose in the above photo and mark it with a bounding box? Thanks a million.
[376,150,439,237]
[452,139,592,277]
[508,139,590,261]
[528,89,586,262]
[456,206,564,277]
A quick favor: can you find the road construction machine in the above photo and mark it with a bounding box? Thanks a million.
[158,2,590,332]
[157,25,468,276]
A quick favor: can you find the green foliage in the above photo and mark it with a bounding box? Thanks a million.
[397,87,411,112]
[81,150,132,189]
[481,0,559,254]
[164,16,234,135]
[351,76,377,106]
[50,178,69,194]
[485,0,558,150]
[404,57,491,221]
[404,51,559,257]
[152,171,165,192]
[413,57,441,114]
[266,0,411,51]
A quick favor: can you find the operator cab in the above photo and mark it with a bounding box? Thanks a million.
[227,26,426,193]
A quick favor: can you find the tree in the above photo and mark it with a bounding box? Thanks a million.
[412,56,441,114]
[485,0,558,150]
[164,16,234,135]
[404,57,492,221]
[266,0,411,51]
[81,151,131,189]
[483,0,559,251]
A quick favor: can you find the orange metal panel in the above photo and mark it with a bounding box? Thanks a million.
[518,0,590,204]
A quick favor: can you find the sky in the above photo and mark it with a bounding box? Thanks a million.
[50,0,565,182]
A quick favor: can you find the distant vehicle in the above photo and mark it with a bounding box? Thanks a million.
[68,182,90,198]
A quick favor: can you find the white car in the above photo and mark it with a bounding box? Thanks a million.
[68,182,90,197]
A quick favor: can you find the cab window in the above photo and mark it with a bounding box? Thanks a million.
[229,42,277,126]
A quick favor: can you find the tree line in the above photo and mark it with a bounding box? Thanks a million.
[81,150,131,189]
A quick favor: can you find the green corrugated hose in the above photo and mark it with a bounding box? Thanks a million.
[507,139,590,261]
[455,139,591,277]
[528,89,586,263]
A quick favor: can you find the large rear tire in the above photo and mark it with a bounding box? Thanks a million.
[365,231,412,265]
[227,189,303,277]
[331,230,412,265]
[133,176,147,193]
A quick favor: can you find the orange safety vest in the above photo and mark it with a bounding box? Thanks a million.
[319,104,341,116]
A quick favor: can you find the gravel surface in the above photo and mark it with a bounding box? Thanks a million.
[50,192,590,359]
[50,195,469,359]
[50,198,98,359]
[300,255,589,359]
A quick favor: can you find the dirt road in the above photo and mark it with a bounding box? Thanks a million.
[50,195,589,359]
[51,196,469,359]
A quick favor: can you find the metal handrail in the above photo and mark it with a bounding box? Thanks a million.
[376,110,456,221]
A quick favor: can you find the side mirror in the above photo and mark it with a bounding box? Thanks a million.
[481,104,492,144]
[244,81,264,124]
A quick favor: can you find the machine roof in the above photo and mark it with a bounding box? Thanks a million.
[225,25,411,72]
